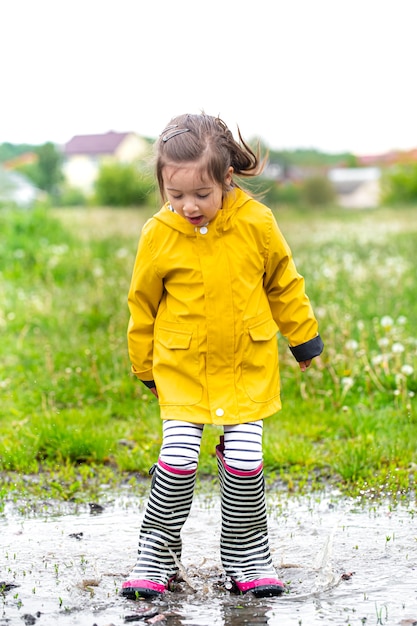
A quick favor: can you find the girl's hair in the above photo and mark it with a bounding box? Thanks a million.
[155,112,267,200]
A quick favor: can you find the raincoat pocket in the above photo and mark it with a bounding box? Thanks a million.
[154,324,203,406]
[242,317,280,402]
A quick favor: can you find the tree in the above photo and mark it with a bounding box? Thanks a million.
[381,164,417,205]
[35,142,63,195]
[16,142,63,197]
[301,176,336,207]
[95,162,156,206]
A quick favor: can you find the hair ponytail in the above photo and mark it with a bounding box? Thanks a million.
[155,112,268,199]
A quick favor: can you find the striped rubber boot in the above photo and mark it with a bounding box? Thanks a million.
[121,459,196,599]
[216,437,285,597]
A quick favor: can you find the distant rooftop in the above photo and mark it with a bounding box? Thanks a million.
[64,131,131,156]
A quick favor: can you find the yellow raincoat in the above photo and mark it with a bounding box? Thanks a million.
[127,187,323,425]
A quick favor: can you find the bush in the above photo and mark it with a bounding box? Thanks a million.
[95,162,156,207]
[58,186,86,207]
[262,181,303,207]
[301,175,336,206]
[236,176,302,208]
[381,163,417,205]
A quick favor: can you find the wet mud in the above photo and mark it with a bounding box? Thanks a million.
[1,489,416,625]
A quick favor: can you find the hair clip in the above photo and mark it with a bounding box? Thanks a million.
[161,125,190,142]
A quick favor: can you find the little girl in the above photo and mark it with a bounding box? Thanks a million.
[122,113,323,599]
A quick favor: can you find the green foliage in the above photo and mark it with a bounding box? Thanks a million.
[36,142,64,194]
[95,162,156,207]
[301,175,336,206]
[0,205,416,501]
[236,175,302,208]
[58,185,86,207]
[268,147,357,168]
[381,163,417,205]
[16,142,63,196]
[0,142,37,163]
[262,181,302,207]
[0,205,74,280]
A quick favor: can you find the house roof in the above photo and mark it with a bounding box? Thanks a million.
[64,131,131,156]
[3,152,38,170]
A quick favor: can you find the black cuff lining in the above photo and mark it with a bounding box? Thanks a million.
[141,379,156,389]
[289,335,324,362]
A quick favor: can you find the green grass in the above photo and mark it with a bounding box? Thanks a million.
[0,204,416,503]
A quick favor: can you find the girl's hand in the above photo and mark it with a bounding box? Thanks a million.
[149,387,159,398]
[299,359,312,372]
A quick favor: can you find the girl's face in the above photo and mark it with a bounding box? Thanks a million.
[162,161,233,227]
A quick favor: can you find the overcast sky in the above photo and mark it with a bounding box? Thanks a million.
[2,0,416,155]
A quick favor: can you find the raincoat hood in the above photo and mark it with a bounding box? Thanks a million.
[152,186,249,235]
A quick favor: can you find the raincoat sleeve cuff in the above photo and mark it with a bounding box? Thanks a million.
[289,335,324,362]
[141,379,156,389]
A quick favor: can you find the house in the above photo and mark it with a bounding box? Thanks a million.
[0,166,42,208]
[357,148,417,167]
[328,167,381,209]
[62,131,150,193]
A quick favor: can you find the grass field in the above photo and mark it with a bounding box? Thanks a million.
[0,203,416,503]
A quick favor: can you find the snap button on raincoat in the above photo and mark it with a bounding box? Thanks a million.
[127,188,323,425]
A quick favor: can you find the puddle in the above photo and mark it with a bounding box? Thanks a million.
[1,489,416,625]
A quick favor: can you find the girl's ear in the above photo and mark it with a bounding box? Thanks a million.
[225,166,233,187]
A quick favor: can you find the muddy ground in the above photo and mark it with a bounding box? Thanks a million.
[1,488,417,625]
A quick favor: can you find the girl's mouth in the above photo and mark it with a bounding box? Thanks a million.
[187,216,205,225]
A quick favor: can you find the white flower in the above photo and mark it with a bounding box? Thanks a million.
[93,265,104,277]
[116,248,129,259]
[341,376,354,389]
[397,315,407,325]
[380,315,394,330]
[345,339,359,351]
[50,244,69,255]
[378,337,390,348]
[323,266,335,279]
[401,364,414,376]
[392,342,405,354]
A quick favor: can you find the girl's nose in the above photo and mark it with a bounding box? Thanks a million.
[183,198,198,215]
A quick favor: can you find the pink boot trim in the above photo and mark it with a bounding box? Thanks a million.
[216,436,263,476]
[157,459,196,475]
[232,577,285,596]
[121,578,168,598]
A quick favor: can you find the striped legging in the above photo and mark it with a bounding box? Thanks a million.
[159,420,263,472]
